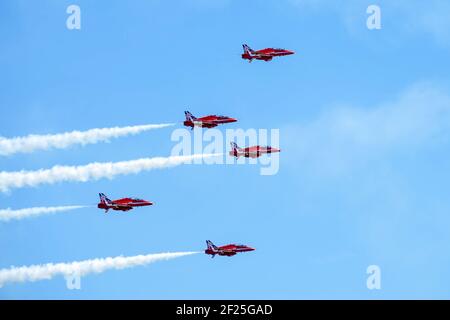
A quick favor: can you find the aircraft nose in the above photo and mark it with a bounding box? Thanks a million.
[248,247,255,251]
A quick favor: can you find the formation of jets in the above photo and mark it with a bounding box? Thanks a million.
[97,44,292,258]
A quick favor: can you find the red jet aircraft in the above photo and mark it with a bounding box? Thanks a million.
[97,193,153,213]
[183,111,237,129]
[241,44,294,62]
[229,142,281,158]
[205,240,255,258]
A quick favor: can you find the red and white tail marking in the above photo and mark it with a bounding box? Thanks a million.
[99,193,112,204]
[206,240,218,251]
[184,111,197,122]
[242,44,254,55]
[230,142,241,151]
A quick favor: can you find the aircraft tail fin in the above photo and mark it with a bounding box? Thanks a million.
[99,193,112,204]
[242,44,254,55]
[206,240,218,251]
[184,110,197,122]
[230,142,242,151]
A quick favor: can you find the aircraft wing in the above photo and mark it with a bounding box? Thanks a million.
[222,249,237,255]
[201,121,218,128]
[254,53,273,59]
[113,204,133,211]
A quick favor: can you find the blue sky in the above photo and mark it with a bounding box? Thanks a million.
[1,0,450,299]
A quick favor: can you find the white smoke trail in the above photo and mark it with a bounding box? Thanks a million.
[0,123,175,156]
[0,153,221,193]
[0,251,199,287]
[0,205,88,222]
